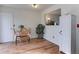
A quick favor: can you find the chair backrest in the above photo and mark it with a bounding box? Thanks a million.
[13,26,31,36]
[19,27,28,36]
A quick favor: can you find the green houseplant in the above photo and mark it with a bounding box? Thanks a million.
[36,24,45,39]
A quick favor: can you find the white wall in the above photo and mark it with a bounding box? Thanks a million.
[0,6,41,40]
[13,10,41,38]
[0,15,2,42]
[41,4,79,53]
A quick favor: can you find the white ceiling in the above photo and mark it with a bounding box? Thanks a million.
[0,4,53,11]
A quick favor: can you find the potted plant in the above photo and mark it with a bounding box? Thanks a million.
[36,24,45,39]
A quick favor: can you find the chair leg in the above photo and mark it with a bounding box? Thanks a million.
[28,37,30,43]
[15,36,17,45]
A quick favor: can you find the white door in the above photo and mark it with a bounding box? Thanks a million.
[59,15,71,54]
[0,13,14,43]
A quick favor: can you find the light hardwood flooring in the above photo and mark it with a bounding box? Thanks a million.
[0,39,59,54]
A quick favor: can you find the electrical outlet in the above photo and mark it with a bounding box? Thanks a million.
[53,36,55,39]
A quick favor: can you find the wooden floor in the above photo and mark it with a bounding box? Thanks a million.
[0,39,59,54]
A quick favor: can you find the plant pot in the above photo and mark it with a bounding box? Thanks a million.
[38,33,44,39]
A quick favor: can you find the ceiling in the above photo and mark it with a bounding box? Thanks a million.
[0,4,53,11]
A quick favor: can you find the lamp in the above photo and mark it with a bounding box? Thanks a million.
[32,4,39,8]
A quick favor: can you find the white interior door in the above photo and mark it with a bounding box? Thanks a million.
[0,13,14,43]
[59,15,71,54]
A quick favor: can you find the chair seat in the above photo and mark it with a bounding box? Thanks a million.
[16,35,30,45]
[16,35,28,37]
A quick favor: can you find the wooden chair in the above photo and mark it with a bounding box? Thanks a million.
[15,27,31,45]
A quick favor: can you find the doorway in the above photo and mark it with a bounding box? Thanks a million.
[0,13,14,43]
